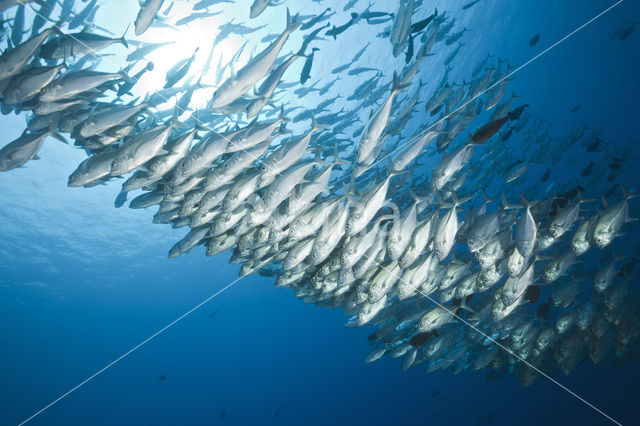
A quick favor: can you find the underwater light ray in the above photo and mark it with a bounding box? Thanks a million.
[12,0,291,179]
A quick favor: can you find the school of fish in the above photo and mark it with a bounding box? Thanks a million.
[1,0,639,386]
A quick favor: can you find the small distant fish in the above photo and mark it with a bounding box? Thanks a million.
[114,191,128,208]
[541,168,551,182]
[274,403,283,418]
[618,258,638,276]
[581,161,594,177]
[348,66,377,76]
[343,0,358,11]
[619,22,637,40]
[209,310,218,318]
[325,13,359,40]
[536,300,551,317]
[608,158,623,170]
[570,104,581,113]
[300,47,319,84]
[405,32,414,64]
[410,8,438,33]
[524,285,540,304]
[409,330,438,346]
[220,410,227,419]
[529,33,540,46]
[164,47,199,88]
[158,375,166,381]
[175,10,222,26]
[300,8,333,31]
[471,115,510,143]
[462,0,482,10]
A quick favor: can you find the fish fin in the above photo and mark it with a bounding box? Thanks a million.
[120,23,130,48]
[278,105,290,123]
[310,113,328,132]
[501,193,521,210]
[576,189,595,204]
[481,189,497,204]
[409,188,432,206]
[118,69,135,84]
[518,193,538,208]
[387,158,410,177]
[392,71,411,92]
[277,121,291,135]
[331,143,349,166]
[456,298,475,314]
[466,132,484,146]
[285,8,302,32]
[621,185,640,200]
[47,119,68,144]
[343,182,354,205]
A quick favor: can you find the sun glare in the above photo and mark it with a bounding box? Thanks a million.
[131,3,249,112]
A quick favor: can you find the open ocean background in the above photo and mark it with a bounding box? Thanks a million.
[1,1,639,425]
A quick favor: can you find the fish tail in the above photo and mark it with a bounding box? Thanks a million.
[343,182,354,205]
[387,157,409,177]
[310,113,327,132]
[620,185,640,201]
[576,189,596,204]
[409,188,431,205]
[391,71,411,92]
[277,121,291,135]
[501,193,521,210]
[519,193,539,209]
[278,105,290,123]
[285,8,302,32]
[120,23,130,48]
[466,133,483,146]
[170,106,188,130]
[481,189,497,204]
[331,143,349,166]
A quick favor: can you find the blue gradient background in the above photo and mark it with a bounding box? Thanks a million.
[1,1,639,425]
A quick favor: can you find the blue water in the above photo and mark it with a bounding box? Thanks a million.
[1,0,639,425]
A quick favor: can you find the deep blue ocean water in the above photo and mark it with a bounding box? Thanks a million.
[1,0,639,425]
